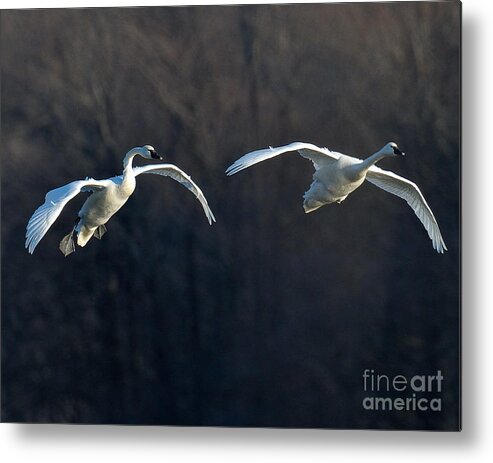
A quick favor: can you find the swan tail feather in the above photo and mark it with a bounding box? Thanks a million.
[303,199,324,214]
[77,226,96,247]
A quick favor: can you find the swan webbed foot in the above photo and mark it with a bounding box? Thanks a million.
[59,231,76,257]
[94,224,107,240]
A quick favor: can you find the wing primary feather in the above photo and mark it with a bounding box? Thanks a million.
[226,142,340,175]
[366,165,447,253]
[133,164,216,225]
[25,179,109,254]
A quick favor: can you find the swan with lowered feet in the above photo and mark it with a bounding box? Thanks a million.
[26,145,216,256]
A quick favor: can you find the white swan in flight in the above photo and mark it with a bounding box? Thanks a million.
[226,142,446,253]
[26,145,216,256]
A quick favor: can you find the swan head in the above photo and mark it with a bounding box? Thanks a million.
[136,145,162,160]
[383,142,405,157]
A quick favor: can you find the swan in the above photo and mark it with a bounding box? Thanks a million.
[26,145,216,256]
[226,142,447,253]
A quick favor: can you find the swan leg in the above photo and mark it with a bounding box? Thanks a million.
[59,230,76,256]
[94,224,107,240]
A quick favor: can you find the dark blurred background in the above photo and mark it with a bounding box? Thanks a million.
[1,2,460,429]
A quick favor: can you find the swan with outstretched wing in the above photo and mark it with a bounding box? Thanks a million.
[226,142,446,253]
[26,145,216,256]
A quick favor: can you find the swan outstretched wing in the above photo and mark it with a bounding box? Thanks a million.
[366,166,447,253]
[225,142,340,175]
[133,164,216,225]
[25,179,111,254]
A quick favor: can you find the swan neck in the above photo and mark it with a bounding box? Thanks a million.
[123,149,138,175]
[361,149,390,170]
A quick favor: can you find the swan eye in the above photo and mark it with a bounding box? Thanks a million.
[149,148,160,159]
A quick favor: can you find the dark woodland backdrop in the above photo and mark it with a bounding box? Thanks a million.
[1,2,460,429]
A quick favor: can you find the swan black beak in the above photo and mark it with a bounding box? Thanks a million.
[151,151,162,160]
[393,147,405,156]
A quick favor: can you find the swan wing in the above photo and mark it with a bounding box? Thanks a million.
[366,166,447,253]
[25,178,111,254]
[133,164,216,225]
[225,142,340,175]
